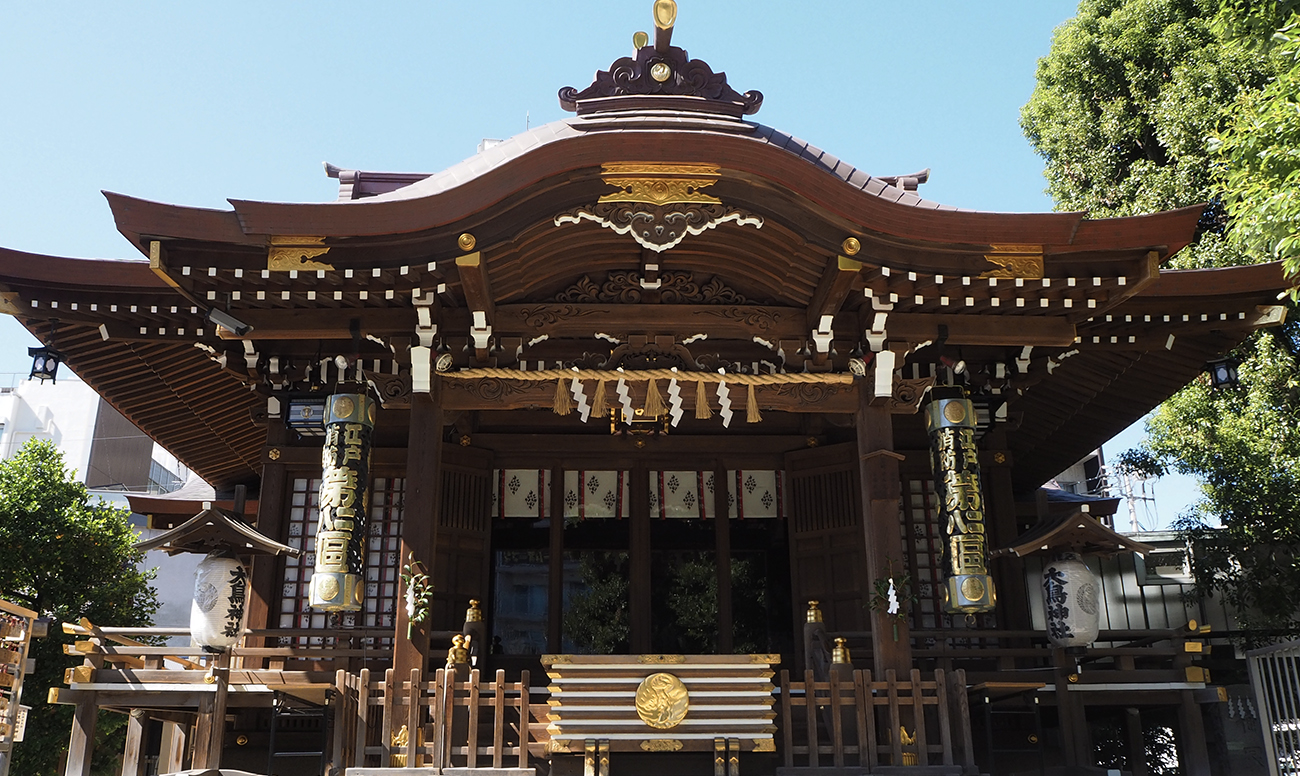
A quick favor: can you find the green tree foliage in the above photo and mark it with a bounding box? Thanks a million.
[1215,13,1300,273]
[1119,326,1300,639]
[1023,0,1300,639]
[563,552,630,654]
[0,439,159,775]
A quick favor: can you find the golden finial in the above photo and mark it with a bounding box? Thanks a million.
[832,637,850,664]
[806,600,823,623]
[652,0,677,53]
[466,599,483,623]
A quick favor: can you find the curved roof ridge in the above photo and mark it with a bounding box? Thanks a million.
[356,113,965,214]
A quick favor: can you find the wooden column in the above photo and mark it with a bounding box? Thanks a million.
[1125,707,1149,776]
[629,466,651,653]
[1053,650,1087,767]
[547,464,565,652]
[393,388,444,684]
[713,462,734,653]
[157,720,187,774]
[119,709,146,776]
[64,693,98,776]
[856,394,911,676]
[984,435,1031,635]
[1177,691,1211,776]
[246,422,289,666]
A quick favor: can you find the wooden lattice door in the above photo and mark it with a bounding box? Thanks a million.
[784,443,871,634]
[430,445,494,630]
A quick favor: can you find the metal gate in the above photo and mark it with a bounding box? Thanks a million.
[1248,639,1300,776]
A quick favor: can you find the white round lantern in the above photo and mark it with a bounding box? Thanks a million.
[190,551,249,652]
[1041,552,1100,648]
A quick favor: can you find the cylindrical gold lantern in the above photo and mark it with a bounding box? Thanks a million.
[309,392,377,611]
[924,391,996,614]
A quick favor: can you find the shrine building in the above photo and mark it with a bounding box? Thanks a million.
[1,3,1290,775]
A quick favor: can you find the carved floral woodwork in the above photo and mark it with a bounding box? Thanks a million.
[555,202,763,253]
[979,244,1044,279]
[599,163,723,206]
[267,235,333,272]
[557,42,762,116]
[554,270,748,305]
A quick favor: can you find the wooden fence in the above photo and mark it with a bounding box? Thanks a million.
[333,666,544,771]
[778,667,975,773]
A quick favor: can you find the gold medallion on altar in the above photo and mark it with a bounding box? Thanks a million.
[635,672,689,729]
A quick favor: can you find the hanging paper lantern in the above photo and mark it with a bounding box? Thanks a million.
[1042,552,1100,648]
[190,551,249,653]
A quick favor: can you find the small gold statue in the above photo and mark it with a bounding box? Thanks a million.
[899,725,918,766]
[446,633,471,667]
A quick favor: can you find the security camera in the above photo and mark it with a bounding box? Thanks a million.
[206,308,253,337]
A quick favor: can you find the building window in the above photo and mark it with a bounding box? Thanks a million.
[279,476,404,644]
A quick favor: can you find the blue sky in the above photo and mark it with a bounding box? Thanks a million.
[0,1,1199,525]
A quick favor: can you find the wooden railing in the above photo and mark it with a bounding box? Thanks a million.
[333,666,544,771]
[779,667,974,774]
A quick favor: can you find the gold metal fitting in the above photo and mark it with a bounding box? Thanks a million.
[459,434,472,447]
[1067,673,1080,684]
[458,233,477,252]
[841,236,861,256]
[650,62,672,82]
[831,637,850,664]
[465,599,483,623]
[806,600,823,623]
[653,0,677,29]
[633,31,649,49]
[236,735,249,746]
[268,447,281,461]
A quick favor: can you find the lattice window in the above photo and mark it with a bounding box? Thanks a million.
[899,479,995,634]
[279,476,404,644]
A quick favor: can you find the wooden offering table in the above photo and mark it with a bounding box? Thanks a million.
[543,654,779,774]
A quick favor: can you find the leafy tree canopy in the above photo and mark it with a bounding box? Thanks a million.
[1215,11,1300,273]
[0,439,159,775]
[1023,0,1300,639]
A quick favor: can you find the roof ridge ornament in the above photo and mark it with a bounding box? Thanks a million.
[558,1,763,118]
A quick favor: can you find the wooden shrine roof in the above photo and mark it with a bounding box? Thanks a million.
[0,17,1291,491]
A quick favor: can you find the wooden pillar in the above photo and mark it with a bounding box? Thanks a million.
[629,466,651,653]
[1176,691,1211,776]
[1125,707,1149,776]
[984,435,1031,635]
[246,422,290,666]
[119,709,146,776]
[713,462,733,653]
[1053,650,1088,767]
[191,695,214,770]
[158,720,187,774]
[393,389,444,687]
[64,693,98,776]
[547,464,565,652]
[856,394,911,676]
